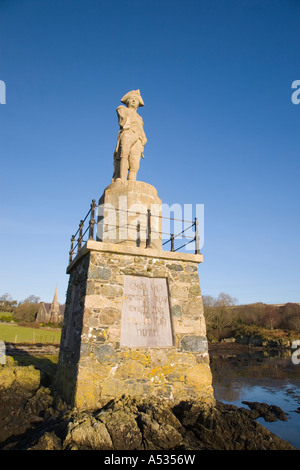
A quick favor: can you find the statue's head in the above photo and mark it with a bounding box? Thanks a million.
[121,89,144,108]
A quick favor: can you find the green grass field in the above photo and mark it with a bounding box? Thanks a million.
[0,323,61,344]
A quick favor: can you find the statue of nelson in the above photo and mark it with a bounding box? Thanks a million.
[112,89,147,182]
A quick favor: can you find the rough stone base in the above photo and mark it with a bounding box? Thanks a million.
[55,240,213,409]
[74,347,213,410]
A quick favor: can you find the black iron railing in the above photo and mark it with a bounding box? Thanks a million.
[69,199,96,264]
[68,199,201,265]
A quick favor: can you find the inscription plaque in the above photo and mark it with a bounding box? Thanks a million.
[120,276,173,347]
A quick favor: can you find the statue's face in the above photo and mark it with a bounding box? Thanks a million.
[127,96,139,109]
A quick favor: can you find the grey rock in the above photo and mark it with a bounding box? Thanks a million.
[166,264,183,271]
[88,266,112,280]
[181,335,208,352]
[94,344,117,364]
[171,305,182,317]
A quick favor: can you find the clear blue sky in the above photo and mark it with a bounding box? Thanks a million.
[0,0,299,306]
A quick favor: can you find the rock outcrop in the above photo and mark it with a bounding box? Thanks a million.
[0,360,295,451]
[0,357,53,443]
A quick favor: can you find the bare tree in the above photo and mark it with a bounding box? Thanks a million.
[203,293,238,340]
[0,293,18,312]
[23,295,40,304]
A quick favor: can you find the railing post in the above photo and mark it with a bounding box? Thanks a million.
[194,217,200,254]
[170,234,174,252]
[136,220,141,247]
[78,219,84,251]
[69,235,75,264]
[89,199,96,240]
[146,209,151,248]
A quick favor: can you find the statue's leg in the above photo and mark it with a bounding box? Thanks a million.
[128,141,143,181]
[120,157,129,181]
[118,132,133,181]
[112,155,120,181]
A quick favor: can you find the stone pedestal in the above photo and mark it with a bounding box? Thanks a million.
[55,183,213,410]
[97,180,162,250]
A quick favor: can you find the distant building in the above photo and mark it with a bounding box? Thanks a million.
[36,287,65,324]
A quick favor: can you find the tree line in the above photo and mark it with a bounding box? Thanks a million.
[203,293,300,342]
[2,291,300,338]
[0,292,41,323]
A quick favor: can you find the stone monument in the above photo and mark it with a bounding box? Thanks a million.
[55,90,213,410]
[112,89,147,182]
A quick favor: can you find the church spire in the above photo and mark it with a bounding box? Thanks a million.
[49,285,60,322]
[53,285,58,307]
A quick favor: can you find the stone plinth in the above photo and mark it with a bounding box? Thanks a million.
[97,180,162,250]
[55,239,214,410]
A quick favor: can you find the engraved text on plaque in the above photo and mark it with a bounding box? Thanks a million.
[120,276,173,347]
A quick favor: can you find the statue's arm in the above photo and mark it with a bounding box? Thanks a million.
[116,106,130,129]
[140,121,147,146]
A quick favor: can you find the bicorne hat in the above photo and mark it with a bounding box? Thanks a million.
[120,89,144,107]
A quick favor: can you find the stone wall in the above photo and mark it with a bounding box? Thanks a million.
[55,242,213,410]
